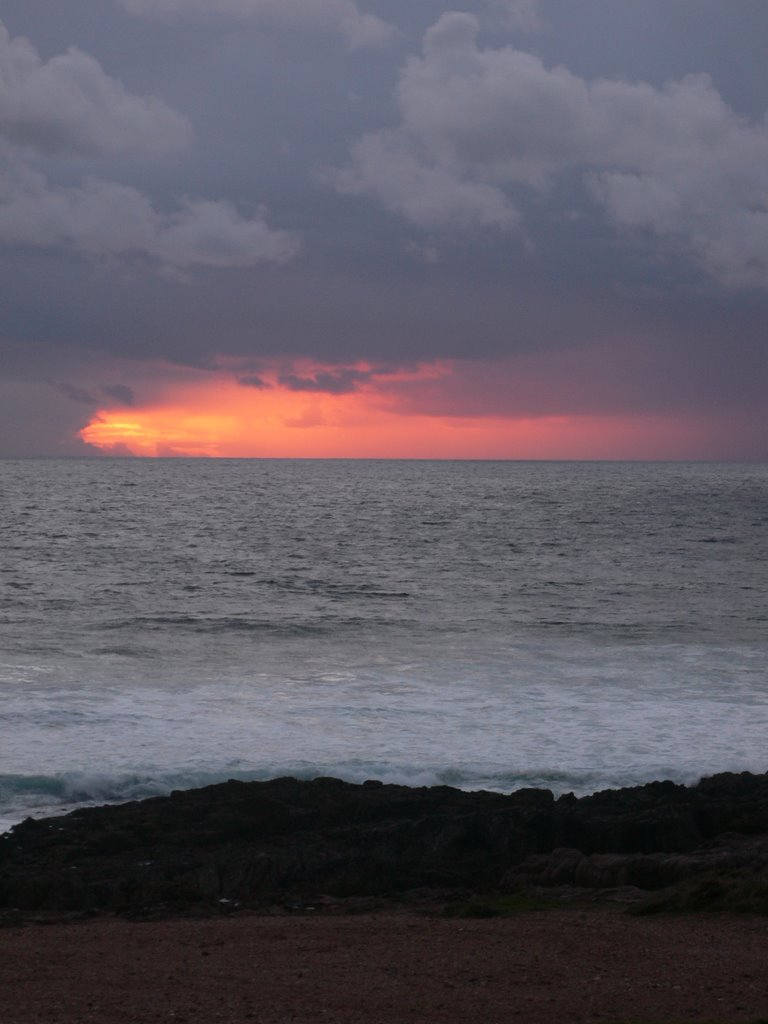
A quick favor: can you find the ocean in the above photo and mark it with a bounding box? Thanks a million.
[1,458,766,833]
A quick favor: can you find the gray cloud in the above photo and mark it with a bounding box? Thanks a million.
[237,374,271,390]
[329,129,519,231]
[115,0,395,48]
[0,378,96,457]
[0,18,299,271]
[55,381,96,405]
[1,2,767,459]
[0,20,189,158]
[333,12,768,287]
[0,169,300,269]
[278,369,372,394]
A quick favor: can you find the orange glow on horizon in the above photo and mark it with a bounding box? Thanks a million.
[79,372,710,460]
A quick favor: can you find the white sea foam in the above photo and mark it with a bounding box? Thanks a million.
[1,636,766,832]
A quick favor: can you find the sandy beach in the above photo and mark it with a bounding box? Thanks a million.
[2,909,767,1024]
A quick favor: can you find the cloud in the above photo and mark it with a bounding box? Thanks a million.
[332,12,768,286]
[237,374,271,389]
[0,378,98,456]
[0,19,299,271]
[486,0,541,32]
[115,0,394,48]
[330,129,518,230]
[0,170,300,269]
[148,197,300,268]
[278,368,372,394]
[102,384,136,405]
[0,20,189,158]
[55,381,96,405]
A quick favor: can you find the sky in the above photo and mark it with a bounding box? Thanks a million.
[1,0,767,458]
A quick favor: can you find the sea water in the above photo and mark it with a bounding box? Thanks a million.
[1,459,766,833]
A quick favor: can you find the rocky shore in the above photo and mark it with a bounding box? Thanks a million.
[2,771,768,918]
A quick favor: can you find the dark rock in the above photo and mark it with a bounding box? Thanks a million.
[1,771,768,915]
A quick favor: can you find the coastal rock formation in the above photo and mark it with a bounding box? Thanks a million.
[1,772,767,914]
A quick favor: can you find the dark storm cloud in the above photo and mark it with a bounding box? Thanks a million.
[0,378,96,457]
[237,375,271,390]
[55,382,96,405]
[101,383,136,406]
[0,1,767,455]
[278,369,372,394]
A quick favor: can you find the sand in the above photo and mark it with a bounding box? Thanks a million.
[1,909,767,1023]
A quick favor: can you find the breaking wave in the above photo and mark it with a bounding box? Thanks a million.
[0,762,705,835]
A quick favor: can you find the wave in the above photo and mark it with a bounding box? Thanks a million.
[0,770,239,835]
[0,762,705,835]
[95,615,398,636]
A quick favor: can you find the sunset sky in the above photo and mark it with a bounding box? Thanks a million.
[1,1,767,458]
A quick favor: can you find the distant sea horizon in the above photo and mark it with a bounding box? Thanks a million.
[6,455,768,464]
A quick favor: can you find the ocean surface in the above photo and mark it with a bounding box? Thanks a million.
[1,458,766,833]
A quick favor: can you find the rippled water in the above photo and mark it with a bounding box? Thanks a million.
[1,458,766,831]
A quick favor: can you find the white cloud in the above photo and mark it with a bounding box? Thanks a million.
[333,12,768,287]
[0,21,189,158]
[116,0,394,48]
[0,167,300,269]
